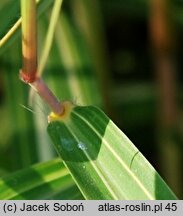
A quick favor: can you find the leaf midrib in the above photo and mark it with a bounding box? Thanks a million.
[72,110,154,199]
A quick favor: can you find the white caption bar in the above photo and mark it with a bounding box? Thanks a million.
[0,201,182,216]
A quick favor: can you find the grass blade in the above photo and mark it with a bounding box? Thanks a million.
[38,0,63,76]
[0,0,53,50]
[47,102,177,199]
[0,158,83,200]
[52,13,102,106]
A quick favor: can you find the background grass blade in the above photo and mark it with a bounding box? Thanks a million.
[1,41,39,170]
[0,158,83,200]
[0,0,53,50]
[0,5,103,171]
[52,13,102,106]
[47,102,177,200]
[72,0,112,113]
[0,0,182,199]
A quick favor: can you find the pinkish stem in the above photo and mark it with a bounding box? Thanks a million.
[20,0,64,115]
[30,78,64,115]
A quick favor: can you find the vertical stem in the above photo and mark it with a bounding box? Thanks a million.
[38,0,63,77]
[21,0,37,83]
[72,0,113,116]
[20,0,64,115]
[30,78,64,115]
[149,0,181,197]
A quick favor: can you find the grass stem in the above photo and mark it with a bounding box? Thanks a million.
[38,0,63,76]
[21,0,37,82]
[30,78,64,115]
[20,0,64,115]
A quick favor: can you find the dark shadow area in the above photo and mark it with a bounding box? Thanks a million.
[101,0,183,199]
[0,128,38,172]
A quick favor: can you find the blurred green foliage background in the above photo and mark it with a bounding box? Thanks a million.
[0,0,183,198]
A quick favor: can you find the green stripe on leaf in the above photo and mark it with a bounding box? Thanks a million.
[0,158,83,200]
[47,104,177,200]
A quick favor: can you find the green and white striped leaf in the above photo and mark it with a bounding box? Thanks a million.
[0,5,103,171]
[47,102,177,200]
[0,158,83,200]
